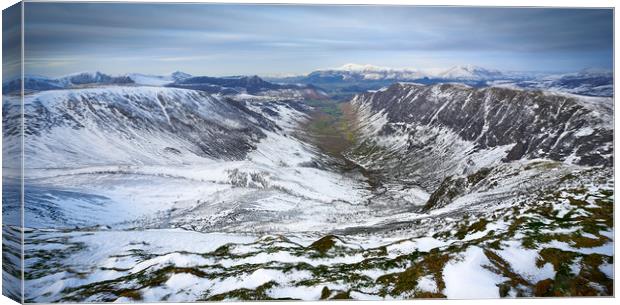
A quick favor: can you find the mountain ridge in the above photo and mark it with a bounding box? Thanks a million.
[3,70,614,301]
[265,64,612,98]
[350,82,612,168]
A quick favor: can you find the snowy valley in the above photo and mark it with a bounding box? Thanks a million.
[2,69,614,301]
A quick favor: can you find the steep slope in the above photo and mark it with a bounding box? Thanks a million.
[5,86,371,231]
[349,83,612,169]
[345,83,612,214]
[11,87,273,168]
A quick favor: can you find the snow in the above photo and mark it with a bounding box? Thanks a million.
[73,229,254,256]
[127,73,174,86]
[315,63,507,81]
[21,86,247,168]
[140,273,213,302]
[437,64,503,80]
[208,268,309,296]
[349,291,387,300]
[358,268,406,281]
[386,237,448,256]
[24,229,256,301]
[600,263,614,279]
[545,240,613,256]
[496,241,555,283]
[8,72,614,301]
[15,86,377,232]
[267,285,324,300]
[416,275,438,292]
[219,250,366,268]
[443,246,503,299]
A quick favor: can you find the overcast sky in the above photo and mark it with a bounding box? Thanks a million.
[23,3,613,77]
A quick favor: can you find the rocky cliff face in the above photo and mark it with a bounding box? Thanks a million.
[351,83,612,167]
[347,83,613,209]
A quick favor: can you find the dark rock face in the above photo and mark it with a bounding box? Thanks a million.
[3,72,135,93]
[168,75,328,100]
[171,75,299,94]
[59,72,134,86]
[171,75,277,94]
[423,175,468,211]
[3,77,63,93]
[423,167,492,211]
[353,83,612,167]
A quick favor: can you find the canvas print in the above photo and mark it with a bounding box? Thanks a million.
[1,1,614,303]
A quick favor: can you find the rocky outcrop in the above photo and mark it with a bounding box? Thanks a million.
[422,167,492,211]
[351,83,612,168]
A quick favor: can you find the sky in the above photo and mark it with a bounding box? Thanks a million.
[22,3,613,77]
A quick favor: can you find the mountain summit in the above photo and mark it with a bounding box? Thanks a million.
[437,64,504,80]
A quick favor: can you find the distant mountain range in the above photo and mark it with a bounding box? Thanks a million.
[2,72,136,93]
[2,72,135,93]
[491,68,613,97]
[2,71,328,99]
[278,63,506,82]
[436,64,504,80]
[265,64,613,98]
[2,64,612,99]
[265,63,512,86]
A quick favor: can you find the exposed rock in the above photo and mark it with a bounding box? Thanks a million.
[351,83,612,170]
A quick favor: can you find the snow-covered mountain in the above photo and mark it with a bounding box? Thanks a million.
[57,71,134,87]
[3,72,613,302]
[2,74,64,93]
[348,83,612,191]
[311,63,428,81]
[169,74,327,98]
[3,85,358,231]
[268,64,613,98]
[267,63,513,99]
[308,63,505,81]
[171,71,192,81]
[126,71,193,86]
[2,71,135,93]
[436,64,504,80]
[2,71,328,101]
[272,63,507,84]
[494,68,613,97]
[6,87,272,168]
[170,75,282,94]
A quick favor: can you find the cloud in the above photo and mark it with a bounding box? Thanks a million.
[22,3,613,76]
